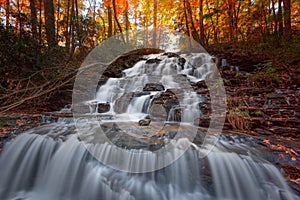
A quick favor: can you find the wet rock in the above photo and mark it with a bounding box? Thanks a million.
[143,83,165,91]
[199,103,212,116]
[163,52,180,58]
[149,104,168,122]
[138,118,151,126]
[114,92,134,113]
[165,88,185,100]
[132,91,151,97]
[97,103,110,113]
[168,106,182,121]
[151,90,180,114]
[145,58,162,64]
[178,57,186,68]
[194,117,210,128]
[196,80,208,88]
[197,88,209,95]
[254,128,273,135]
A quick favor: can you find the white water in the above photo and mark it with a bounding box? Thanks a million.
[85,53,214,123]
[0,53,298,200]
[0,127,298,200]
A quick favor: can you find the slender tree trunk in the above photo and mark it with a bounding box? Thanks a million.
[30,0,38,37]
[56,0,60,40]
[124,0,130,43]
[262,0,269,36]
[107,2,113,37]
[16,0,20,31]
[112,0,125,43]
[199,0,205,45]
[183,0,192,49]
[5,0,10,26]
[233,0,241,40]
[228,0,234,42]
[69,0,75,55]
[39,0,42,44]
[75,0,79,29]
[92,0,96,21]
[186,0,200,43]
[125,10,129,42]
[153,0,157,47]
[65,0,71,51]
[145,17,148,45]
[271,0,278,35]
[278,0,283,36]
[44,0,56,48]
[75,0,80,46]
[245,0,251,41]
[283,0,291,38]
[124,0,130,42]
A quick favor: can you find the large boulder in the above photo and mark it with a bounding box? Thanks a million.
[150,90,180,121]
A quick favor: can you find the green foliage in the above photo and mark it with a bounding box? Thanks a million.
[254,60,272,70]
[236,108,251,119]
[265,66,276,74]
[228,108,252,130]
[235,71,243,77]
[0,117,16,129]
[253,109,262,116]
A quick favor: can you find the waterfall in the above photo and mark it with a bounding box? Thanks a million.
[85,53,213,125]
[0,128,297,200]
[0,52,298,200]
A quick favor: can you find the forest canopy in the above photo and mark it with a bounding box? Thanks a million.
[0,0,299,50]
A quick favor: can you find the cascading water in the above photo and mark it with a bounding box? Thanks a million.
[0,125,298,200]
[0,53,298,200]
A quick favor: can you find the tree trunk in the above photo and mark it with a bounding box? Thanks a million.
[278,0,283,36]
[125,0,130,43]
[263,1,269,36]
[112,0,125,43]
[5,0,10,26]
[65,0,70,51]
[16,0,20,31]
[153,0,157,47]
[199,0,205,45]
[186,0,200,43]
[69,0,75,55]
[44,0,56,48]
[233,0,241,41]
[56,0,60,40]
[183,0,192,49]
[271,0,278,35]
[228,0,234,42]
[30,0,38,37]
[75,0,80,46]
[39,0,42,44]
[283,0,291,38]
[107,2,113,37]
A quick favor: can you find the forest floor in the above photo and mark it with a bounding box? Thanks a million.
[0,45,299,193]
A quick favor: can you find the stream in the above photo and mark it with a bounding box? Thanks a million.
[0,52,299,200]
